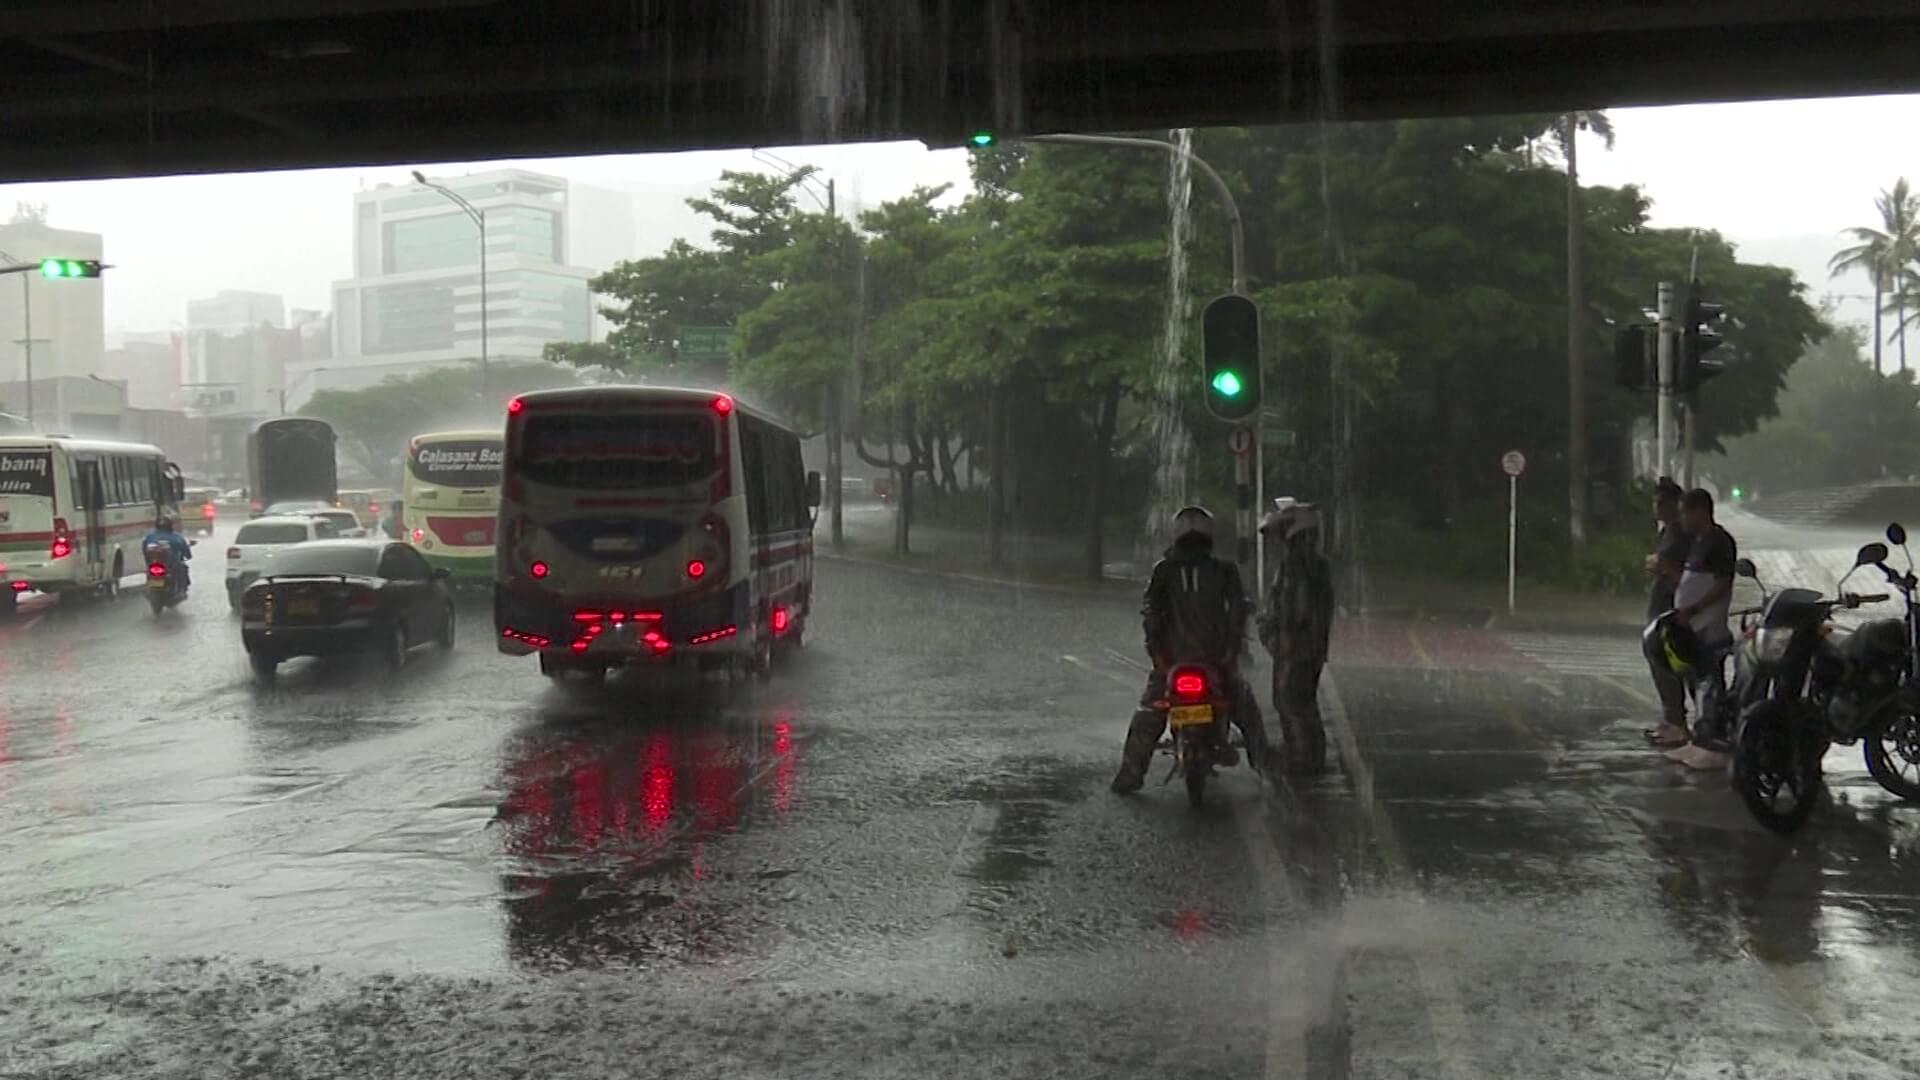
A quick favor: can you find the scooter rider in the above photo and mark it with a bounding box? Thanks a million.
[143,514,192,588]
[1111,505,1273,793]
[1257,499,1335,774]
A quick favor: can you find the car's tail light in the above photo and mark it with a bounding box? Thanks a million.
[50,518,72,560]
[9,581,28,593]
[1171,667,1208,699]
[530,560,549,579]
[148,563,167,577]
[227,546,241,560]
[348,589,378,612]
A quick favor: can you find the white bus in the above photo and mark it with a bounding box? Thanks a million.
[403,429,503,582]
[0,436,183,616]
[494,387,820,682]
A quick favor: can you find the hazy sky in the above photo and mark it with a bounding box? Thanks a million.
[2,92,1916,334]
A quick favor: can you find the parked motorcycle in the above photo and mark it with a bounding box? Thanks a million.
[1730,525,1920,833]
[144,540,192,615]
[1143,661,1242,808]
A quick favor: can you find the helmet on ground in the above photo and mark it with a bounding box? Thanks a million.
[1170,505,1214,544]
[1261,498,1322,544]
[1644,612,1700,675]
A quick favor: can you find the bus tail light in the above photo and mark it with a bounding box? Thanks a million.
[712,394,734,415]
[507,397,525,415]
[772,605,790,634]
[412,528,425,543]
[686,559,706,579]
[530,560,549,579]
[50,518,72,560]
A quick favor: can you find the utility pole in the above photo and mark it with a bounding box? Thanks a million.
[411,172,488,405]
[1565,113,1587,546]
[1656,281,1676,480]
[826,176,845,550]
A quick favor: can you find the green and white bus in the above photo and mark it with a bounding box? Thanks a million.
[402,429,503,581]
[0,436,183,615]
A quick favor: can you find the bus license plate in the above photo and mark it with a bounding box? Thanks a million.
[1168,704,1213,729]
[464,530,487,544]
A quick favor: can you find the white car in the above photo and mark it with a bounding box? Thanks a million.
[225,514,342,610]
[302,508,369,539]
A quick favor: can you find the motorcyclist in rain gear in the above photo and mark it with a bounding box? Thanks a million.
[1257,500,1334,774]
[143,514,192,589]
[1111,506,1274,794]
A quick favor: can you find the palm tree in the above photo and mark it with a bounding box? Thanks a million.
[1830,178,1920,373]
[1555,110,1613,545]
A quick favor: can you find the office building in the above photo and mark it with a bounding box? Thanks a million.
[0,218,106,390]
[187,289,285,334]
[318,167,633,404]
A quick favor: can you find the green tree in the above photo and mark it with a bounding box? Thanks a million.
[1718,324,1920,492]
[301,361,578,479]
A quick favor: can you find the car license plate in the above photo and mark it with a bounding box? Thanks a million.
[288,596,319,616]
[1168,704,1213,729]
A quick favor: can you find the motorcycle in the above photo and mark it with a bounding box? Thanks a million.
[1730,526,1920,833]
[1143,661,1243,808]
[144,540,193,615]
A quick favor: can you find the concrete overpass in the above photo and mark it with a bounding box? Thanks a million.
[5,1,1920,182]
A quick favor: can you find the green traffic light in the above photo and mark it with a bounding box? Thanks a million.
[39,259,65,278]
[969,131,994,147]
[1210,370,1244,398]
[1731,486,1744,500]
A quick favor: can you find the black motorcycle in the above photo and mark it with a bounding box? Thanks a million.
[1730,526,1920,833]
[1142,661,1243,808]
[144,540,192,615]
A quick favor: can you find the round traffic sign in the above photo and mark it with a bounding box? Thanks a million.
[1227,427,1254,456]
[1501,450,1527,478]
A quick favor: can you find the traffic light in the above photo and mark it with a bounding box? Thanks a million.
[1613,323,1652,390]
[969,131,995,147]
[1680,281,1730,391]
[39,258,102,279]
[1201,293,1262,422]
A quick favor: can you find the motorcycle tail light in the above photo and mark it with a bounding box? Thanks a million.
[148,563,167,576]
[1171,668,1208,699]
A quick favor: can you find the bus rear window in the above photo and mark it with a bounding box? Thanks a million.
[0,451,53,498]
[518,414,716,491]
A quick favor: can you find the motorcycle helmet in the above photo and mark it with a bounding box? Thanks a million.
[1644,612,1700,676]
[155,514,175,532]
[1170,505,1214,545]
[1260,498,1322,545]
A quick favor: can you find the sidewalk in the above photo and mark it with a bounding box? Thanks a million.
[822,503,1142,593]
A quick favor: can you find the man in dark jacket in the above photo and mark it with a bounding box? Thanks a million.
[1111,506,1270,793]
[1257,500,1335,774]
[1643,477,1692,748]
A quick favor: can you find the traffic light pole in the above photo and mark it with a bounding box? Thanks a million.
[1656,282,1676,481]
[1025,133,1262,587]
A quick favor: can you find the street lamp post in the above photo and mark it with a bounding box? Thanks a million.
[276,367,329,416]
[411,171,489,404]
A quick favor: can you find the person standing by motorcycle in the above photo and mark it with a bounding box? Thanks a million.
[1665,488,1738,771]
[1256,500,1335,775]
[143,514,192,589]
[1111,506,1272,794]
[1644,477,1694,749]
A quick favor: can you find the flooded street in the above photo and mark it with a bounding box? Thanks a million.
[0,523,1915,1078]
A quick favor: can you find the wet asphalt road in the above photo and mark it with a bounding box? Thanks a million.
[4,524,1920,1078]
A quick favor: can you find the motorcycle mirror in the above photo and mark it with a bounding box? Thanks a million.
[1735,557,1758,579]
[1857,542,1890,567]
[1890,523,1908,546]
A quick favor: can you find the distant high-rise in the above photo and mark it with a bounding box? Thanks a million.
[187,289,285,334]
[318,167,633,400]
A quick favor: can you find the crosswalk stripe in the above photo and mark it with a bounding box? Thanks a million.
[1500,632,1646,678]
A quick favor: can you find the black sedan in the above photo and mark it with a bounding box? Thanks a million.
[240,539,455,682]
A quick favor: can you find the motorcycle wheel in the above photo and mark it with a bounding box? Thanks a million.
[1864,712,1920,801]
[148,591,165,616]
[1732,702,1822,834]
[1185,767,1206,809]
